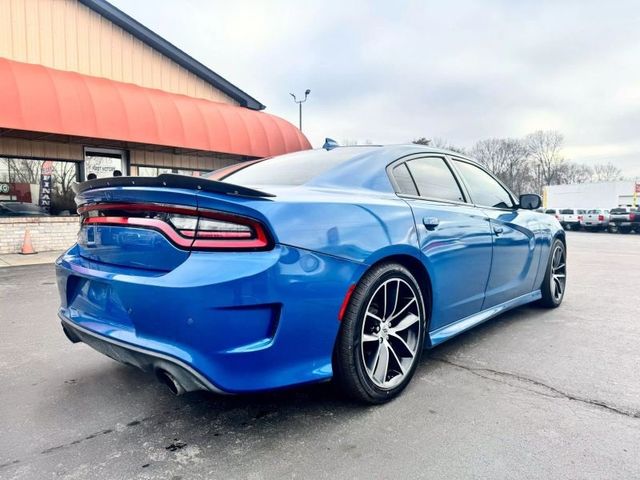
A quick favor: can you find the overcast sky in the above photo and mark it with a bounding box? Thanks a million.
[111,0,640,177]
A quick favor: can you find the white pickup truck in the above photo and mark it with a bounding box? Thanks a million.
[558,208,585,231]
[581,209,610,231]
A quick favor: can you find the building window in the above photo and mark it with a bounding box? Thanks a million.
[0,157,80,216]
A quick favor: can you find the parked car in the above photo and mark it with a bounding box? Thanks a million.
[609,207,639,233]
[558,208,585,230]
[581,209,610,231]
[56,145,567,404]
[0,201,49,216]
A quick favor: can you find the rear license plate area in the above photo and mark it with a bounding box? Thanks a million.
[67,276,133,328]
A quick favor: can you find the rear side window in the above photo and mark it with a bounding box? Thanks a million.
[404,158,465,202]
[453,160,515,209]
[392,163,418,195]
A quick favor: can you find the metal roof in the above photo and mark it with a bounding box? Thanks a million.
[78,0,266,110]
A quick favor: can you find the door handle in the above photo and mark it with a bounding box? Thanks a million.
[422,217,440,230]
[493,226,504,235]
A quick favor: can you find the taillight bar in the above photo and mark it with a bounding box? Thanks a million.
[79,203,272,251]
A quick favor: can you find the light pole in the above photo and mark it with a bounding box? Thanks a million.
[290,89,310,132]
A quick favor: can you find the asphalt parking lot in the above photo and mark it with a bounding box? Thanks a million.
[1,231,639,479]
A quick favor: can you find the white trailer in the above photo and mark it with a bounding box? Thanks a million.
[544,181,637,209]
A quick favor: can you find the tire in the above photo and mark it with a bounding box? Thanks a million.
[333,262,427,404]
[538,238,567,308]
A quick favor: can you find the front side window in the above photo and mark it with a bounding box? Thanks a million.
[453,160,515,209]
[404,158,465,202]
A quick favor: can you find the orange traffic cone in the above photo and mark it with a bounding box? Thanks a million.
[20,228,37,255]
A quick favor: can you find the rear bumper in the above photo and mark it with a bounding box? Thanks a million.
[60,315,226,394]
[56,244,365,393]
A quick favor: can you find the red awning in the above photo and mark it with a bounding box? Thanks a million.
[0,58,311,158]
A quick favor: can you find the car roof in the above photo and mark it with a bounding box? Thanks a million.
[303,144,481,192]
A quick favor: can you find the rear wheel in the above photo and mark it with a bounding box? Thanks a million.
[538,239,567,308]
[333,263,426,404]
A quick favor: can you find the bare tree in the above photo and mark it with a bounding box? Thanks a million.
[429,137,467,154]
[471,138,533,195]
[6,158,42,184]
[592,162,624,182]
[525,130,566,190]
[556,162,593,184]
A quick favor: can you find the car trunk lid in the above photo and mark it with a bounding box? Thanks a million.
[73,175,274,272]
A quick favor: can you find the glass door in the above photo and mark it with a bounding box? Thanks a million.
[83,147,127,180]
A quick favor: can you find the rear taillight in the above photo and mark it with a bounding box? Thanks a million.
[578,215,583,221]
[78,203,271,250]
[630,212,636,221]
[598,214,604,221]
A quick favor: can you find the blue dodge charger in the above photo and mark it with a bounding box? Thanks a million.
[56,145,566,403]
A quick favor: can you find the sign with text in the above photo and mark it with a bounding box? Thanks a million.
[38,161,54,213]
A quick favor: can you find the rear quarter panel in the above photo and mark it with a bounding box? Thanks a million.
[216,187,421,267]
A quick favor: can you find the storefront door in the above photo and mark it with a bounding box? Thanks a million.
[84,148,127,179]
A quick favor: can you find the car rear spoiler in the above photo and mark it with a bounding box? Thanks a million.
[72,174,275,198]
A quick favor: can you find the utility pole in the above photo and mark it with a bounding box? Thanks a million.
[290,89,311,132]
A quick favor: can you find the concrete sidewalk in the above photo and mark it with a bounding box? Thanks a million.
[0,250,63,268]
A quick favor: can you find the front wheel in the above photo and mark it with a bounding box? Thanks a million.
[538,239,567,308]
[333,263,427,404]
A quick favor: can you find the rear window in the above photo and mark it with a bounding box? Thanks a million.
[587,209,601,214]
[545,209,556,214]
[560,209,574,214]
[213,148,378,186]
[610,208,627,214]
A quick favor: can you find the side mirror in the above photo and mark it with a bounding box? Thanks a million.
[519,193,542,210]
